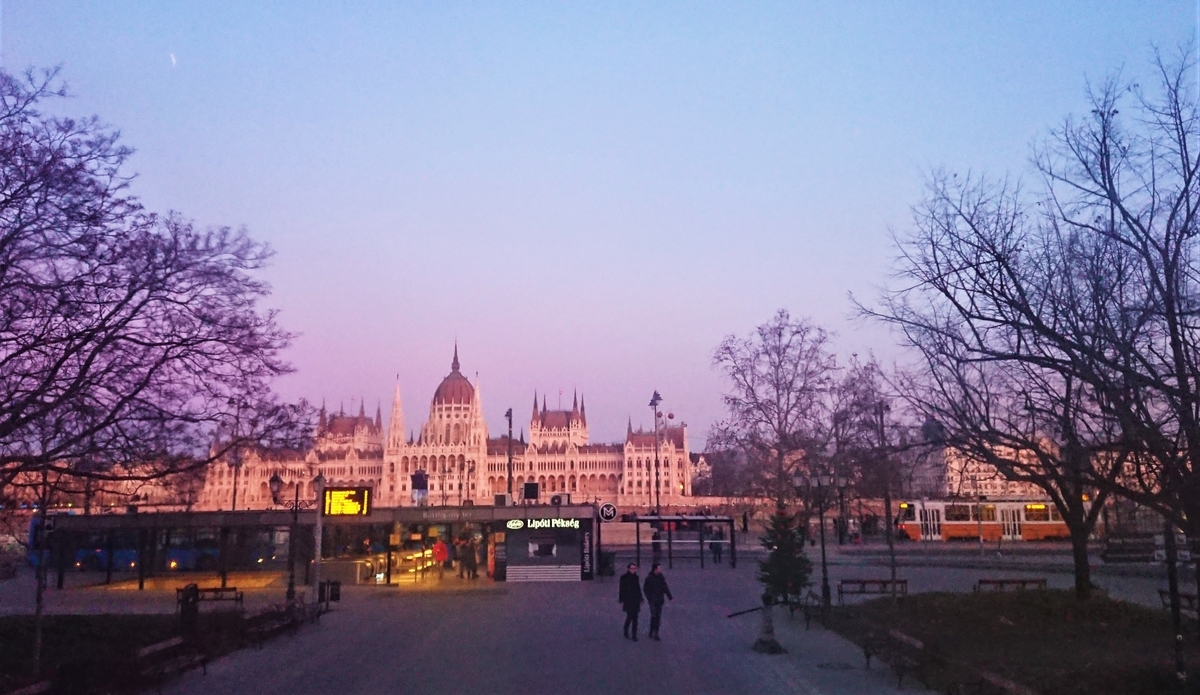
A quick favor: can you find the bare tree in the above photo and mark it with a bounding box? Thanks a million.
[863,45,1199,623]
[710,310,836,652]
[0,69,307,486]
[710,309,839,501]
[0,68,309,678]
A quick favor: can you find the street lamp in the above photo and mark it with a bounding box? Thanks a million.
[836,477,849,546]
[797,469,834,612]
[270,471,314,602]
[648,391,662,514]
[312,472,325,601]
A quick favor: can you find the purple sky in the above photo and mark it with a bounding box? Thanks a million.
[3,2,1195,447]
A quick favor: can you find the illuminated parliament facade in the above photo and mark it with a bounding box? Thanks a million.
[194,347,697,512]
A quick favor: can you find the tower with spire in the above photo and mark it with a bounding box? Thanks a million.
[528,388,589,450]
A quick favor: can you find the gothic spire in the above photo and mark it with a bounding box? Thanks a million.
[451,342,460,372]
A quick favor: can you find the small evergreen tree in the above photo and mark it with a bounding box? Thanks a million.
[752,503,812,653]
[758,503,812,603]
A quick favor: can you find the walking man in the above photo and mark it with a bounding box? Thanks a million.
[643,562,674,641]
[618,563,643,641]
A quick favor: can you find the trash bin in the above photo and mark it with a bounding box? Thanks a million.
[179,583,199,634]
[319,580,342,603]
[599,551,616,577]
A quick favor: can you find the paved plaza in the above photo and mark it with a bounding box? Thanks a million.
[0,543,1182,695]
[154,561,925,695]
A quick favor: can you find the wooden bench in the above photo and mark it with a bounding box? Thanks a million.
[176,586,244,611]
[244,598,321,648]
[785,590,823,629]
[136,636,207,692]
[861,628,939,689]
[1158,589,1199,621]
[837,578,907,605]
[975,578,1047,592]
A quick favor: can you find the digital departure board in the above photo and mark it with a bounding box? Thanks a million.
[323,487,372,516]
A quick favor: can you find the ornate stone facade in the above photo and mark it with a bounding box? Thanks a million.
[194,347,697,511]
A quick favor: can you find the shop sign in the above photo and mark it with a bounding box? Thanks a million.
[527,518,580,530]
[506,518,581,530]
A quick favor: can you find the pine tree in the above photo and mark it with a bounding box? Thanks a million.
[751,503,812,653]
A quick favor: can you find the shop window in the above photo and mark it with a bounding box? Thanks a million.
[528,535,557,558]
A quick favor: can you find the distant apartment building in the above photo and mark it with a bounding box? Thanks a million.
[908,445,1048,500]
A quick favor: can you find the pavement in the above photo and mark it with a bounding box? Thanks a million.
[0,540,1187,695]
[154,563,928,695]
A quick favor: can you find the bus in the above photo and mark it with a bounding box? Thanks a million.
[896,499,1072,542]
[26,516,277,572]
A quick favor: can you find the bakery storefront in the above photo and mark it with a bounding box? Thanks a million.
[496,515,595,582]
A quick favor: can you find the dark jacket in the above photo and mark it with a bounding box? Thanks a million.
[618,572,643,609]
[643,572,673,605]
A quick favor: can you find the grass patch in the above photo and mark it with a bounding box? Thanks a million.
[827,590,1200,695]
[0,613,246,694]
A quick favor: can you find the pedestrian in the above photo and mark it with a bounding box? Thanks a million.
[710,527,723,564]
[464,538,478,580]
[432,538,448,580]
[642,562,673,641]
[618,563,643,641]
[454,538,465,578]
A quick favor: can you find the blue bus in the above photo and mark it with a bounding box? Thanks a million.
[25,515,277,572]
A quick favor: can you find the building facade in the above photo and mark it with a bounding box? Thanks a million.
[194,347,697,511]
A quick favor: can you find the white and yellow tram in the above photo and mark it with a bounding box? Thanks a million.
[896,500,1071,542]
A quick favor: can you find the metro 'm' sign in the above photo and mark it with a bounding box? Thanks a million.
[323,487,372,516]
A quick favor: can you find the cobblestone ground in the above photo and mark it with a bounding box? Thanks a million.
[163,562,930,695]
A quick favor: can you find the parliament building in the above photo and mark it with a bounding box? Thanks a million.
[194,347,697,512]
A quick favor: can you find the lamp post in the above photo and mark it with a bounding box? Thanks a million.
[798,469,834,611]
[313,473,325,602]
[505,408,514,497]
[228,446,243,511]
[648,391,662,514]
[270,471,319,603]
[836,478,848,546]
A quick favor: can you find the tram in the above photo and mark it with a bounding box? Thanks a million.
[896,499,1072,542]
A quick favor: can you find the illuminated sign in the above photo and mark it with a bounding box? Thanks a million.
[323,487,372,516]
[505,518,581,531]
[527,518,580,530]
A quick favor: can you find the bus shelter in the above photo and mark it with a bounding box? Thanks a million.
[628,515,737,569]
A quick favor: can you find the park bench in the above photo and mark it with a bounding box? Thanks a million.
[785,590,823,629]
[974,578,1047,592]
[1158,589,1199,621]
[861,628,940,689]
[244,597,322,648]
[176,586,243,611]
[135,636,207,692]
[837,578,907,605]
